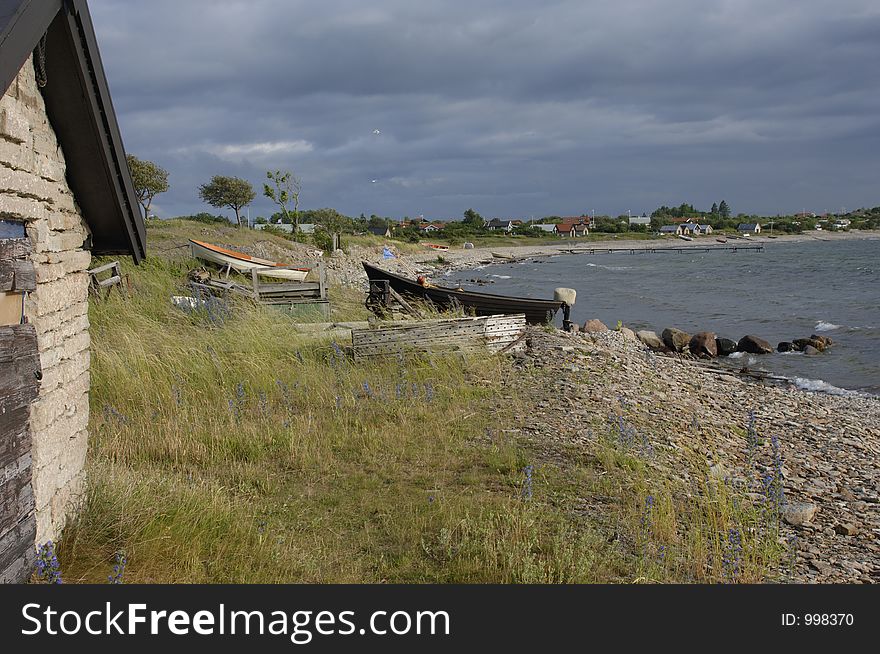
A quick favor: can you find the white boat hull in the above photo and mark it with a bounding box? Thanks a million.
[189,240,309,281]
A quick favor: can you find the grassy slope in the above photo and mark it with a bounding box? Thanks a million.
[56,220,781,583]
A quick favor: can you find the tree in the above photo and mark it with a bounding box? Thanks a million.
[263,170,302,232]
[710,202,719,215]
[126,154,169,220]
[462,208,485,229]
[198,175,255,227]
[719,200,731,219]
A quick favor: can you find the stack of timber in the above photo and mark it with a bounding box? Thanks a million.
[352,314,526,360]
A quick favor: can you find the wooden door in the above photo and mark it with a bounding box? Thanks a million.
[0,222,40,583]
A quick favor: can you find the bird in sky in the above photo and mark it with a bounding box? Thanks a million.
[373,129,381,135]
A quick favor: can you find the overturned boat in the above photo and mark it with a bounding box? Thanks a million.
[189,239,310,281]
[363,262,564,324]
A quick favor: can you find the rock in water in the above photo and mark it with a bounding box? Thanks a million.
[777,342,794,353]
[582,319,609,334]
[637,330,665,351]
[737,335,773,354]
[793,337,826,352]
[689,332,718,359]
[781,503,818,526]
[662,327,692,352]
[715,337,738,356]
[810,334,833,348]
[803,345,820,355]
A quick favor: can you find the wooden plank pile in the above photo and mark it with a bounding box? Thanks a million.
[352,314,526,360]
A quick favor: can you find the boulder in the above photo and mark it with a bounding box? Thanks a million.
[619,326,637,341]
[803,345,820,355]
[637,330,665,351]
[662,327,692,353]
[777,342,794,353]
[780,503,818,527]
[793,337,825,352]
[582,319,609,334]
[689,332,718,359]
[809,335,830,350]
[737,335,773,355]
[715,337,738,356]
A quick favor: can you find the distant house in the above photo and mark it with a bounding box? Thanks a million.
[832,219,851,230]
[419,223,441,233]
[628,214,652,226]
[681,223,700,235]
[737,223,762,234]
[298,224,316,235]
[698,224,713,235]
[368,225,392,238]
[532,224,558,234]
[660,225,684,236]
[556,222,589,237]
[487,219,514,232]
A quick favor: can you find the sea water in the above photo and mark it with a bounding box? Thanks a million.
[450,238,880,395]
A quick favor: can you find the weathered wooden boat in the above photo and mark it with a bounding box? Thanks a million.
[492,252,516,260]
[423,243,450,252]
[363,262,564,324]
[716,237,728,243]
[678,234,694,242]
[189,239,310,281]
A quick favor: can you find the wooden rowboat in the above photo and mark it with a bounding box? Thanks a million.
[189,239,310,281]
[423,243,450,252]
[716,237,728,243]
[492,252,516,260]
[363,262,563,325]
[678,235,694,241]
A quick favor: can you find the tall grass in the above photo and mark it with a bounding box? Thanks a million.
[59,256,610,583]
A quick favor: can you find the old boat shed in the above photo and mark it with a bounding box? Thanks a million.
[1,0,144,582]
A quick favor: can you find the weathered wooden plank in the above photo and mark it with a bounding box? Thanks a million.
[0,325,41,413]
[0,259,36,292]
[0,238,31,260]
[0,324,38,363]
[0,413,30,472]
[0,454,34,542]
[0,513,36,583]
[352,314,526,360]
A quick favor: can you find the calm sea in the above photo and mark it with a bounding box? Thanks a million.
[449,238,880,396]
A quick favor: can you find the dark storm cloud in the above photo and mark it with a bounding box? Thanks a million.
[89,0,880,219]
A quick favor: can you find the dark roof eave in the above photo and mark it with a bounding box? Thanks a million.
[1,0,146,263]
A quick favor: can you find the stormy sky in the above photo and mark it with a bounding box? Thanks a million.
[89,0,880,221]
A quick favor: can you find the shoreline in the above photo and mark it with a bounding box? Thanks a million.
[410,229,880,271]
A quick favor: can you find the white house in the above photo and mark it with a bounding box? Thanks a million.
[659,225,684,236]
[628,214,651,226]
[737,223,762,234]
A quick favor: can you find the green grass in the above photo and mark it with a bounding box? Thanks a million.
[54,221,784,584]
[58,254,614,583]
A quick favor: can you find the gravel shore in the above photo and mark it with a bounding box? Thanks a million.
[506,327,879,583]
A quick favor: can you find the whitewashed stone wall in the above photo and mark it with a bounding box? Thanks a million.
[1,59,92,545]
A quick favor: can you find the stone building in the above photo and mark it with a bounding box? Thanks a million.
[0,0,145,582]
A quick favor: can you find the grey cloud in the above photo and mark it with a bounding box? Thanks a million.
[89,0,880,219]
